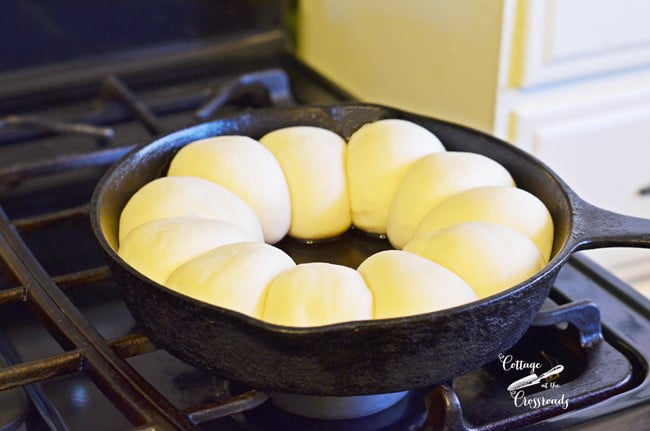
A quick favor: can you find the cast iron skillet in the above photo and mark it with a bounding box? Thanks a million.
[90,104,650,396]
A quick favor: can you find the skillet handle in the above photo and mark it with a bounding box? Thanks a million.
[571,199,650,251]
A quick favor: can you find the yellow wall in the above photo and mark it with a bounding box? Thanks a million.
[297,0,504,132]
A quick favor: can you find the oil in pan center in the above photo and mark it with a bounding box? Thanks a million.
[274,229,393,268]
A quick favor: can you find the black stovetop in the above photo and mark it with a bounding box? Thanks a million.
[0,29,649,431]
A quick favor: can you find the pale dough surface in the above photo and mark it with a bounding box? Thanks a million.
[167,136,291,244]
[118,218,255,285]
[346,119,445,234]
[357,250,478,319]
[404,222,545,298]
[166,242,295,318]
[260,126,351,239]
[118,176,263,243]
[262,262,372,327]
[414,186,554,261]
[387,152,515,249]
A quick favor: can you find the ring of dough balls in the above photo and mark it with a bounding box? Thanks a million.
[386,152,515,249]
[357,250,478,319]
[414,186,554,262]
[166,242,296,319]
[262,262,372,327]
[404,222,545,299]
[347,119,445,234]
[116,119,557,327]
[119,176,263,242]
[118,218,256,285]
[167,136,291,244]
[259,126,351,240]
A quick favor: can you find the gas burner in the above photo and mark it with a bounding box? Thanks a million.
[271,391,409,420]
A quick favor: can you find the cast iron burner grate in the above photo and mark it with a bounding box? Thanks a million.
[0,45,648,431]
[0,69,291,431]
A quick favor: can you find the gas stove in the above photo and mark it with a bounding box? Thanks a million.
[0,22,649,431]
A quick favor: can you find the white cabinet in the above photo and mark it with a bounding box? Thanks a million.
[509,0,650,87]
[296,0,650,296]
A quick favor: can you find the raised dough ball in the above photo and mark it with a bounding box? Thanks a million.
[387,152,515,249]
[166,242,295,318]
[262,262,372,327]
[347,119,445,234]
[404,222,545,298]
[167,136,291,244]
[118,176,263,243]
[259,126,351,240]
[118,218,255,285]
[357,250,477,319]
[415,186,554,261]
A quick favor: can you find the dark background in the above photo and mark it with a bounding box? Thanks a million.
[0,0,282,72]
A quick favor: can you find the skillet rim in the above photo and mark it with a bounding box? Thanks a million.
[89,102,578,336]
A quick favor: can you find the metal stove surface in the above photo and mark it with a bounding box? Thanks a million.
[0,31,649,431]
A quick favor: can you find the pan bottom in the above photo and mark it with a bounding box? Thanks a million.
[271,391,409,419]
